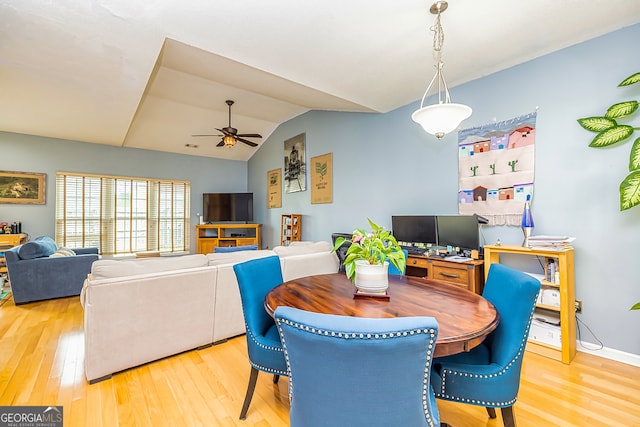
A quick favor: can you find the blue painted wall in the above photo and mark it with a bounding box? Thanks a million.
[249,24,640,356]
[2,24,638,358]
[0,131,248,252]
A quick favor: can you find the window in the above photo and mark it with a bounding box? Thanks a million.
[55,172,190,255]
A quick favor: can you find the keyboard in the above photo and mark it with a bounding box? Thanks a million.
[402,246,426,255]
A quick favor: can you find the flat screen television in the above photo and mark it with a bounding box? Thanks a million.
[391,216,438,245]
[436,215,479,252]
[203,193,253,223]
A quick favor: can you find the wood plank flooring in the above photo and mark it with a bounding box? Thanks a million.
[1,294,639,426]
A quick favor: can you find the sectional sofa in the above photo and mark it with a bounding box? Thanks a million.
[81,242,339,383]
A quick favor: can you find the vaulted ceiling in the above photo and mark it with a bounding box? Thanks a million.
[1,0,639,161]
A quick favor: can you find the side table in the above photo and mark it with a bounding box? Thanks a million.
[0,233,28,295]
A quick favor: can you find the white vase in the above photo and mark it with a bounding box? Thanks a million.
[354,260,389,293]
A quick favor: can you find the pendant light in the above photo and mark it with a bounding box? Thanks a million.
[412,1,472,139]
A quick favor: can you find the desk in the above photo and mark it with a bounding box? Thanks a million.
[265,273,499,357]
[0,233,27,291]
[406,254,485,294]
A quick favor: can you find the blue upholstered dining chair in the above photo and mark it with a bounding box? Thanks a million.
[430,263,541,427]
[233,255,288,420]
[274,306,442,427]
[388,248,409,275]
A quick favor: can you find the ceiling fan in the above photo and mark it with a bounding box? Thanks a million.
[192,100,262,148]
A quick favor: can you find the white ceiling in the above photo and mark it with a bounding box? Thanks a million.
[1,0,639,161]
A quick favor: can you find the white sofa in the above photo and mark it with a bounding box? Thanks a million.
[81,242,339,383]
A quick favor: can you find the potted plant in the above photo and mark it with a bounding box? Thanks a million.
[577,71,640,311]
[331,218,406,293]
[577,72,640,211]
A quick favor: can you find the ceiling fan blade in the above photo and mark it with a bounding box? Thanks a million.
[216,128,232,136]
[192,134,222,137]
[236,137,258,147]
[216,140,225,147]
[236,133,262,138]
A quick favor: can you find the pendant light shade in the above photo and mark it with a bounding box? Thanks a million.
[412,103,472,140]
[412,1,472,139]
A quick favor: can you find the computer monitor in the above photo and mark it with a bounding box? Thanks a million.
[436,215,480,252]
[391,216,438,245]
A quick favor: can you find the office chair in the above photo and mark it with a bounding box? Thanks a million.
[430,263,541,427]
[274,306,441,427]
[331,232,353,273]
[233,256,288,420]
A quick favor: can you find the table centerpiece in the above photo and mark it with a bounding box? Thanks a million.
[331,218,406,294]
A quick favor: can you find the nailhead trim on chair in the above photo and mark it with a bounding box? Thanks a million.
[436,297,539,408]
[246,322,288,376]
[277,318,438,427]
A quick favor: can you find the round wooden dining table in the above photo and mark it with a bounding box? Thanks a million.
[265,273,499,358]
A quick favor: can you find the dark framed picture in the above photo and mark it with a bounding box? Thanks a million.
[0,170,46,204]
[284,133,306,193]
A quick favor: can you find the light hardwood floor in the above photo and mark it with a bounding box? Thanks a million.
[1,294,639,426]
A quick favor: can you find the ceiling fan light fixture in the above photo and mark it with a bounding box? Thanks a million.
[223,135,236,148]
[412,1,472,140]
[192,100,262,148]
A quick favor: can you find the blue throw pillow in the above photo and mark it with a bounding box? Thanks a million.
[214,244,258,253]
[17,236,58,260]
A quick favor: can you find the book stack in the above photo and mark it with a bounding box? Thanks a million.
[526,235,575,251]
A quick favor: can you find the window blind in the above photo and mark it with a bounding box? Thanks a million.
[55,172,190,255]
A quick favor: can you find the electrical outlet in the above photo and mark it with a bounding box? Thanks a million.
[575,300,583,313]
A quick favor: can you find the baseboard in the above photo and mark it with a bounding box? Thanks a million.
[577,341,640,367]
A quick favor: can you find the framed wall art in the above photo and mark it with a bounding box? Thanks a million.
[267,168,282,208]
[284,133,306,193]
[0,170,46,204]
[310,152,333,204]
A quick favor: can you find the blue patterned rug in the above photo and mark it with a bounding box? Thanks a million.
[0,290,10,301]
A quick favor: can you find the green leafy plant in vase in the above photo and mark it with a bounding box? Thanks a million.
[578,71,640,311]
[331,218,406,283]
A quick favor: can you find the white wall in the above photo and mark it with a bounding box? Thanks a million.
[248,24,640,357]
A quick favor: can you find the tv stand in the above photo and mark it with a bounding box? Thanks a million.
[196,224,261,254]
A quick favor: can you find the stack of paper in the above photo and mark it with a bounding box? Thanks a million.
[527,235,575,250]
[443,255,473,262]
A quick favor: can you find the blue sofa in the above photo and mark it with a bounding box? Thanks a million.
[5,236,99,305]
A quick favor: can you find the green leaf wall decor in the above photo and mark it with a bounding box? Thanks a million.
[577,117,617,132]
[630,138,640,171]
[605,101,638,119]
[588,125,634,147]
[583,72,640,311]
[619,72,640,87]
[620,170,640,211]
[577,71,640,211]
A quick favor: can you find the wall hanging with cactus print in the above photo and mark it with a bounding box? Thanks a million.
[457,112,537,226]
[578,72,640,211]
